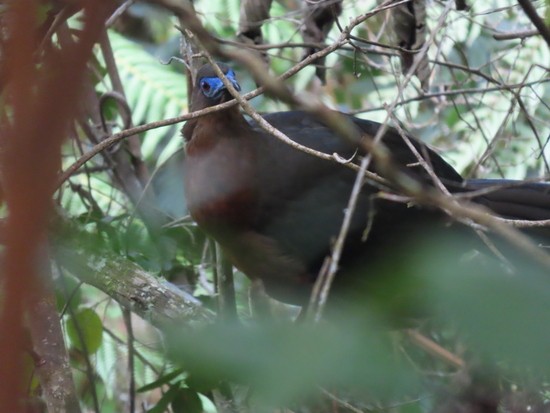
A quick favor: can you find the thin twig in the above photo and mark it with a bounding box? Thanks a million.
[405,330,465,369]
[353,78,550,114]
[493,28,539,40]
[123,310,136,413]
[319,388,369,413]
[106,0,137,27]
[214,242,238,322]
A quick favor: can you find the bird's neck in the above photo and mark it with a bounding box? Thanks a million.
[182,106,247,146]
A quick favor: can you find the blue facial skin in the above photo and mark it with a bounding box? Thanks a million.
[199,69,241,100]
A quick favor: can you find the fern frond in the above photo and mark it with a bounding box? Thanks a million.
[107,31,187,165]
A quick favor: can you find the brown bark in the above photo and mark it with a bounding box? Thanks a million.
[0,2,115,411]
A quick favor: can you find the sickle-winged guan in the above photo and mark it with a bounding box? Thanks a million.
[182,63,550,308]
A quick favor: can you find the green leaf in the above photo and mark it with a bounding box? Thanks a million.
[411,233,550,376]
[167,322,420,404]
[185,372,220,394]
[138,368,185,393]
[55,275,82,314]
[100,96,120,123]
[66,308,103,354]
[147,384,180,413]
[22,352,40,392]
[171,388,203,413]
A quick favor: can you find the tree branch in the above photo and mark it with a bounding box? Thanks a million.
[517,0,550,50]
[53,222,214,329]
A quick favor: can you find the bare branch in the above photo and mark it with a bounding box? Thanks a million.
[517,0,550,50]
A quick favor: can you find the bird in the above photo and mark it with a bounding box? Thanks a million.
[182,63,550,315]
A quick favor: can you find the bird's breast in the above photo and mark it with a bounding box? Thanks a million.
[184,136,258,231]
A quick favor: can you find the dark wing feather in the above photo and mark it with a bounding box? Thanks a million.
[246,111,462,276]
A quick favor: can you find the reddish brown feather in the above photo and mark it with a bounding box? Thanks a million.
[184,110,258,231]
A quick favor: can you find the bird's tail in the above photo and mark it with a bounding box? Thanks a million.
[462,179,550,247]
[465,179,550,221]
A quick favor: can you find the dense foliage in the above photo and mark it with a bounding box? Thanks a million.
[1,1,549,412]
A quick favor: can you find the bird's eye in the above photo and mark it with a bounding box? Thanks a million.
[200,80,211,92]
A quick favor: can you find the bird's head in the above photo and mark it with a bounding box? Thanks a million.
[191,63,241,111]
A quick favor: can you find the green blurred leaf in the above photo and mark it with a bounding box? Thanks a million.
[22,352,40,392]
[66,308,103,354]
[147,384,180,413]
[185,372,221,394]
[99,95,119,123]
[171,388,203,413]
[414,235,550,376]
[138,368,185,392]
[168,322,420,404]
